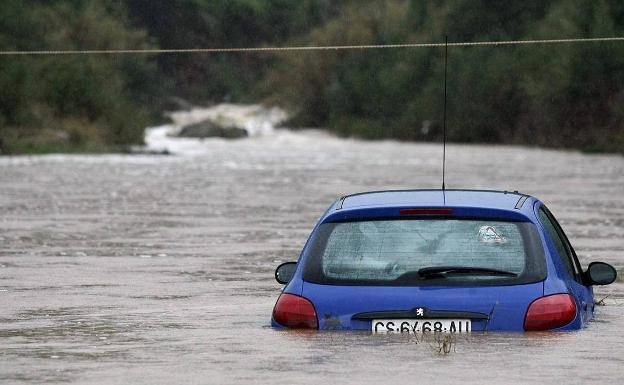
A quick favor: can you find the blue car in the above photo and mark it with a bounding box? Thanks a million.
[272,189,617,332]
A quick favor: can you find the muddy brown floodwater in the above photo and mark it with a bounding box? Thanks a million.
[1,129,623,384]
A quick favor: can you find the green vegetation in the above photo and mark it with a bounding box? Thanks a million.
[1,0,623,154]
[0,1,160,154]
[267,1,624,152]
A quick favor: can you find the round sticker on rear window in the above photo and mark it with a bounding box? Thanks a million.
[478,225,507,244]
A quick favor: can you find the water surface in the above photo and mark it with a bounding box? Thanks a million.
[1,128,623,384]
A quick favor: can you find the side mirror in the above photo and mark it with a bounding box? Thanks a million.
[275,262,297,284]
[585,262,617,285]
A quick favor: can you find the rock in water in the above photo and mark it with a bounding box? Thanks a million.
[178,120,248,139]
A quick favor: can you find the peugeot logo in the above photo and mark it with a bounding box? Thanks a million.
[414,307,425,317]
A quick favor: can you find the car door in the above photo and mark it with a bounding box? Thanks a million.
[537,206,593,324]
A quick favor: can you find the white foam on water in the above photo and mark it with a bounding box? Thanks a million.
[144,103,288,155]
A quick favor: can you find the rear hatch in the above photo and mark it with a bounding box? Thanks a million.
[299,216,547,331]
[302,281,544,331]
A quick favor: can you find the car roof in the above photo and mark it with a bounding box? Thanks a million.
[338,189,533,211]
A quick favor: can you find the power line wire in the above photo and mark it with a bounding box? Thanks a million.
[0,36,623,56]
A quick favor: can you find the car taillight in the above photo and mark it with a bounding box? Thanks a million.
[272,293,318,329]
[524,294,577,331]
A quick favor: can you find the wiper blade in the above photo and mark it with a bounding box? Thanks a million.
[417,266,518,278]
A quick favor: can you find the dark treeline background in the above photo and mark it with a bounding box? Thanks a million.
[1,0,623,154]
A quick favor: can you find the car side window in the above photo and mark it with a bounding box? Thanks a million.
[537,206,582,282]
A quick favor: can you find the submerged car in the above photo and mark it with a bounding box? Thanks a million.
[271,189,617,332]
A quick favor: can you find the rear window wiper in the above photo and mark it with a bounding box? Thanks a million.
[417,266,518,278]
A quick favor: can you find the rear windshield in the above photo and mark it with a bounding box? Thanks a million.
[302,219,546,286]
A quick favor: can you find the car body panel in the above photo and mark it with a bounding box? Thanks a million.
[301,281,544,331]
[532,201,594,329]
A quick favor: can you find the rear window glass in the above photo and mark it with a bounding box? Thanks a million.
[303,219,546,286]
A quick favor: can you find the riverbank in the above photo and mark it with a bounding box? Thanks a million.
[0,120,152,156]
[1,103,622,156]
[0,104,286,156]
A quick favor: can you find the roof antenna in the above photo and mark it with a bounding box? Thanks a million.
[442,35,448,201]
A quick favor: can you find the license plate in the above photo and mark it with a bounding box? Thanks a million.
[372,319,471,333]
